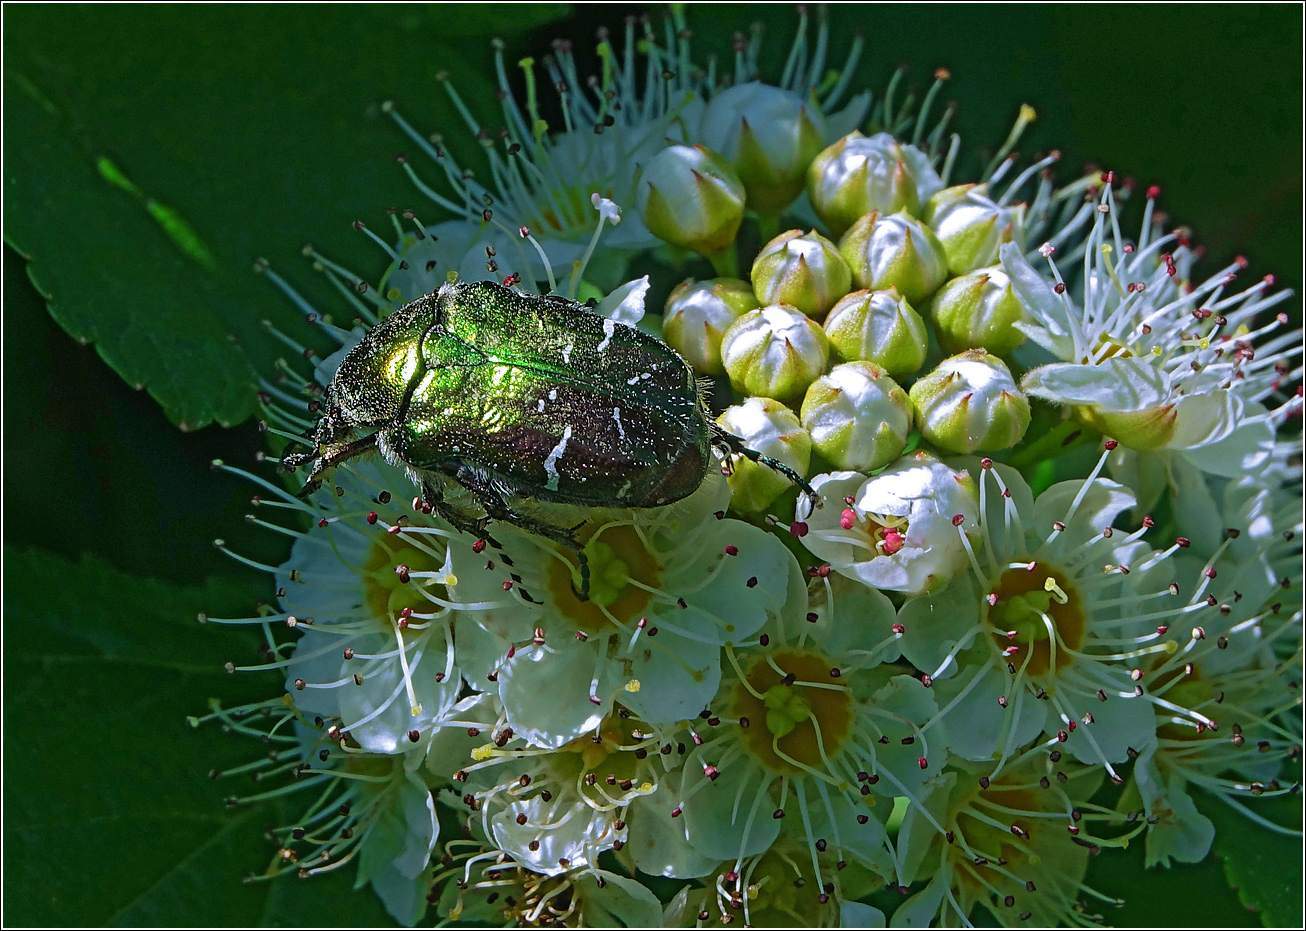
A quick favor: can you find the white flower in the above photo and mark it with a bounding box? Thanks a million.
[1008,182,1300,464]
[447,471,807,742]
[800,451,980,595]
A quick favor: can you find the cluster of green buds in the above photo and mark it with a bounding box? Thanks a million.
[658,124,1045,490]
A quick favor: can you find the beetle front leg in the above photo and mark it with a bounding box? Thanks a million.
[710,424,822,514]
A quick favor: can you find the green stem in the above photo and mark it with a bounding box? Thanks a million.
[756,212,782,247]
[706,241,738,279]
[1004,414,1098,471]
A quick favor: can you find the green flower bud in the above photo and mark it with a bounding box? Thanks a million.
[662,278,760,375]
[822,288,928,378]
[923,183,1027,276]
[909,350,1031,453]
[807,131,944,237]
[698,82,825,215]
[839,210,949,305]
[801,362,912,472]
[925,266,1029,355]
[750,229,851,321]
[721,304,830,402]
[636,144,746,257]
[716,397,812,512]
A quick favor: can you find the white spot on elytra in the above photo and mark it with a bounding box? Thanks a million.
[613,407,626,440]
[537,399,545,413]
[597,318,617,353]
[562,343,574,364]
[543,425,572,492]
[548,389,558,401]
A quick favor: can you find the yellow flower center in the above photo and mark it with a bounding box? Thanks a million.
[731,651,853,774]
[986,565,1085,677]
[546,524,659,634]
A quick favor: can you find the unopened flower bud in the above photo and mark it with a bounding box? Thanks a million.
[751,229,851,320]
[923,184,1027,276]
[717,398,812,512]
[909,350,1031,453]
[698,82,825,215]
[926,266,1029,355]
[839,210,948,306]
[801,362,912,472]
[721,304,830,402]
[636,144,746,257]
[807,131,944,236]
[823,288,928,378]
[662,278,760,374]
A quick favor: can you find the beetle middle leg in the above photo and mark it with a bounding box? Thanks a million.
[445,464,592,602]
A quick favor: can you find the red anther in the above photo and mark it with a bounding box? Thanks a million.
[920,674,933,688]
[670,806,682,818]
[1146,184,1161,199]
[840,508,857,530]
[1068,721,1077,732]
[1054,282,1067,294]
[952,514,966,526]
[588,695,602,705]
[1156,625,1168,634]
[725,870,739,883]
[353,220,366,231]
[703,764,719,780]
[317,517,329,528]
[1204,567,1217,579]
[892,623,905,634]
[574,630,588,641]
[790,520,809,538]
[502,273,521,287]
[506,645,516,660]
[471,540,487,553]
[1100,170,1115,184]
[724,544,739,556]
[816,565,831,578]
[501,580,513,591]
[1263,274,1276,287]
[1057,729,1068,742]
[987,593,1000,607]
[534,627,545,643]
[1176,537,1191,548]
[917,757,928,770]
[400,606,412,618]
[387,524,402,535]
[1123,243,1135,254]
[980,457,993,469]
[1235,255,1249,269]
[366,511,378,524]
[1104,439,1119,450]
[412,496,424,512]
[1142,516,1154,528]
[519,226,531,238]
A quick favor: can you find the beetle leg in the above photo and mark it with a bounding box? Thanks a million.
[445,464,592,602]
[289,434,379,500]
[419,478,503,550]
[709,425,822,513]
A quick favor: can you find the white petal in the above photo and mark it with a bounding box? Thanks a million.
[596,275,649,325]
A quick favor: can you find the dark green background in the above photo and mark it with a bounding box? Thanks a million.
[4,4,1301,926]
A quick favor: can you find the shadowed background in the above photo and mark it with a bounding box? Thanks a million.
[4,4,1301,925]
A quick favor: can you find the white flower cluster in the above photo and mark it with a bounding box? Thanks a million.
[199,10,1303,928]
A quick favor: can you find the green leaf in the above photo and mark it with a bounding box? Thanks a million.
[0,547,392,926]
[1200,789,1304,928]
[2,4,569,430]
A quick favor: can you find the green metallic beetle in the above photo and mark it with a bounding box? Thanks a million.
[285,279,814,599]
